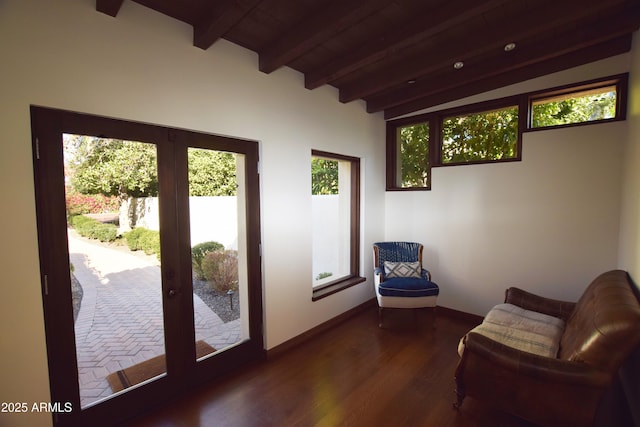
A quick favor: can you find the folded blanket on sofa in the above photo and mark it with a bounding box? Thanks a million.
[458,303,566,358]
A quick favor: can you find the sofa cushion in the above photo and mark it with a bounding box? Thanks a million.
[378,277,439,297]
[458,303,565,357]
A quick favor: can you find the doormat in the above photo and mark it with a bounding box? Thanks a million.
[106,340,216,392]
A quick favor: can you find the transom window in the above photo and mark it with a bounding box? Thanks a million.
[386,73,628,191]
[441,105,519,165]
[530,84,620,129]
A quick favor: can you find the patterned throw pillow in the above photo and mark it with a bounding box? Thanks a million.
[383,261,422,278]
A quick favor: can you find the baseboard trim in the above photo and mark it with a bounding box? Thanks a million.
[266,301,483,359]
[266,298,377,360]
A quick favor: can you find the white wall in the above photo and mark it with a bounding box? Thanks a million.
[387,124,625,316]
[0,1,385,426]
[386,56,632,316]
[619,33,640,280]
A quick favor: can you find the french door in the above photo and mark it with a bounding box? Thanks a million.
[31,106,264,426]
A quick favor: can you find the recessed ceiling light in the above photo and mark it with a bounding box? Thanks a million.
[407,79,417,84]
[504,42,516,52]
[453,61,464,70]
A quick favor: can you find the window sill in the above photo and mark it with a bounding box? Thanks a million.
[312,275,366,301]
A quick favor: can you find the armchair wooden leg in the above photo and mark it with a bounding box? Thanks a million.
[378,307,384,328]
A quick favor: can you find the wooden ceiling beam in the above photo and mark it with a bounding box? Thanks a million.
[96,0,124,17]
[372,4,640,114]
[258,0,388,74]
[304,0,508,90]
[193,0,263,50]
[383,36,633,120]
[339,0,629,104]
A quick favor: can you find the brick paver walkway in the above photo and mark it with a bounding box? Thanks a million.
[68,231,241,408]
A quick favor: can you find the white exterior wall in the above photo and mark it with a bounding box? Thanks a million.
[121,196,241,249]
[312,195,340,280]
[122,195,340,268]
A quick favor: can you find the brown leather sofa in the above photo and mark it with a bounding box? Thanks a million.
[454,270,640,427]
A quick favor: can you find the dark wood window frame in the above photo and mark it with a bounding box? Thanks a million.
[435,97,524,168]
[386,73,629,191]
[526,73,628,131]
[311,150,365,301]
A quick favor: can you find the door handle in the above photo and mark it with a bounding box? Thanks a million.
[168,289,177,298]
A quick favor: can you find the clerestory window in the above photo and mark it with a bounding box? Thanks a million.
[386,73,628,191]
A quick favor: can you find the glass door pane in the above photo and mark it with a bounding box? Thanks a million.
[63,135,166,408]
[187,148,250,361]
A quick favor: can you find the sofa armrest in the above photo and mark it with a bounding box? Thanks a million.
[505,287,576,322]
[456,332,610,426]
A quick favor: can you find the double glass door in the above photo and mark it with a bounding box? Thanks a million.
[31,107,263,426]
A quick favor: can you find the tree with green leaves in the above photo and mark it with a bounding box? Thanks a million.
[66,136,238,200]
[67,136,158,201]
[311,157,338,195]
[441,106,519,164]
[187,148,237,196]
[532,91,616,128]
[399,123,430,187]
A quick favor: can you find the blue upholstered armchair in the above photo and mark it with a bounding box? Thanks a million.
[373,242,439,327]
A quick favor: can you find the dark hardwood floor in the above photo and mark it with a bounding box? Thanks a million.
[124,305,538,427]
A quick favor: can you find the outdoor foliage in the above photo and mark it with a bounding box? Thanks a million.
[66,191,120,216]
[202,250,239,292]
[66,136,159,200]
[311,157,339,195]
[441,106,519,164]
[65,135,239,201]
[191,241,225,280]
[532,89,616,128]
[398,123,430,187]
[188,148,237,196]
[69,215,118,242]
[315,272,333,281]
[123,227,160,258]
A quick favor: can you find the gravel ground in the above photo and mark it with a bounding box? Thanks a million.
[71,273,83,323]
[192,279,240,323]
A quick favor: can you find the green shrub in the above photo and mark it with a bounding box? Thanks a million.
[191,241,224,280]
[69,214,117,242]
[123,227,160,258]
[139,230,160,255]
[91,223,117,242]
[315,272,333,281]
[69,214,92,228]
[202,250,238,292]
[123,227,147,251]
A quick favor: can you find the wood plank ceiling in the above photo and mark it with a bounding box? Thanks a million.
[97,0,640,119]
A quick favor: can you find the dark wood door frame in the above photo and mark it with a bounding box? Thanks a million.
[30,106,265,426]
